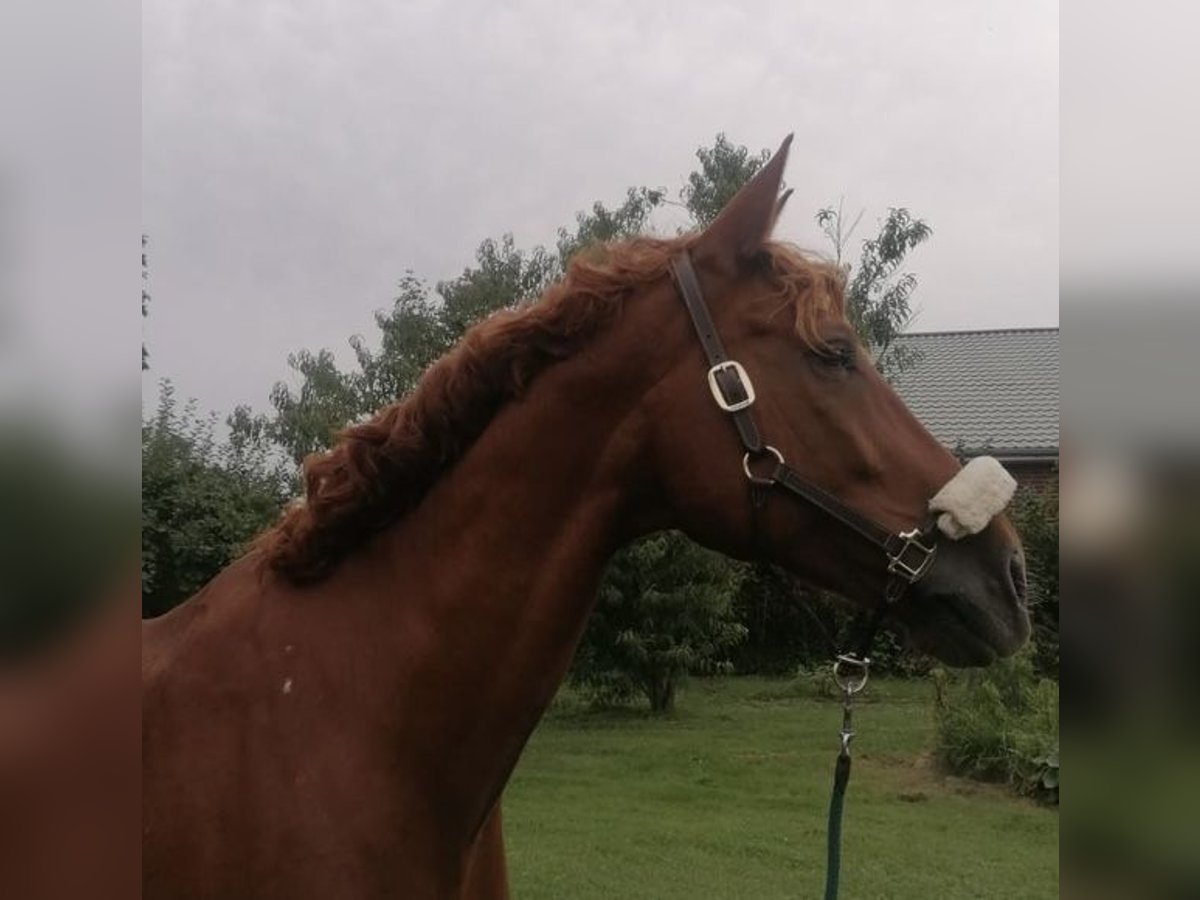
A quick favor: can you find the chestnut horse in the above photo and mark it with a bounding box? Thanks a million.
[143,137,1030,898]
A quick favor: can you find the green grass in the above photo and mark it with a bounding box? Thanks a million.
[504,676,1058,899]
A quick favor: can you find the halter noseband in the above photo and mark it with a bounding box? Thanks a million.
[668,250,938,606]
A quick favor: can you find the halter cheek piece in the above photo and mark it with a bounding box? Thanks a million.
[668,250,938,607]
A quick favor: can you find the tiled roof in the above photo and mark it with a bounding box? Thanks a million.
[890,328,1059,457]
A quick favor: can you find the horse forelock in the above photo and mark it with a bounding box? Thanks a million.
[765,242,848,351]
[256,237,845,585]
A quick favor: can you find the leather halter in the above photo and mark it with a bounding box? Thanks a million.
[668,250,937,605]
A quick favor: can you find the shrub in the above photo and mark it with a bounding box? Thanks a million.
[932,650,1059,803]
[571,532,747,713]
[1008,483,1059,677]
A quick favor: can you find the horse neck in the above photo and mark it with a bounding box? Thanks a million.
[333,332,663,835]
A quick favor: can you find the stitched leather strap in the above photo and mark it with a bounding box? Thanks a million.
[767,461,896,552]
[669,253,764,453]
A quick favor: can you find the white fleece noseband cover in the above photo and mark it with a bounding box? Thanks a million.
[928,456,1016,540]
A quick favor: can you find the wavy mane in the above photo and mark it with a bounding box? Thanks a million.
[257,238,844,583]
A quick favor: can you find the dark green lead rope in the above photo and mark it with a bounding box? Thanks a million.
[823,747,852,900]
[823,652,869,900]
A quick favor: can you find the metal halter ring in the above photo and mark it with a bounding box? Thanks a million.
[833,654,871,694]
[742,445,784,485]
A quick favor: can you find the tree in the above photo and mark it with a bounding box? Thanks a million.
[266,348,366,465]
[350,272,450,412]
[572,532,747,713]
[556,186,666,265]
[816,202,932,378]
[681,133,771,227]
[438,234,558,334]
[141,381,292,616]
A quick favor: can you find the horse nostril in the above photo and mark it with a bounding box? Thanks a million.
[1008,552,1028,606]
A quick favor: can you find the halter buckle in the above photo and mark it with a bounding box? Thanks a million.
[886,528,937,583]
[707,361,756,412]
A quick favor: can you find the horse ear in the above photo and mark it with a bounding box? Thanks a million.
[774,188,794,223]
[694,134,793,275]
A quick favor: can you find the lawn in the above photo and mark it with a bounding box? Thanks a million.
[503,676,1058,899]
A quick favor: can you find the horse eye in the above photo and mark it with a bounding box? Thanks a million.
[815,343,857,370]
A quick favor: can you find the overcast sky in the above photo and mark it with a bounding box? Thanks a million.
[142,0,1058,418]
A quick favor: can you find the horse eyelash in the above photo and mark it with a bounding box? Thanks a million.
[813,344,856,369]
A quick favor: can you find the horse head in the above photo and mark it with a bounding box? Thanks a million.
[632,136,1030,666]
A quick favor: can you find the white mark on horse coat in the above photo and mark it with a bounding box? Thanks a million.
[282,677,294,695]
